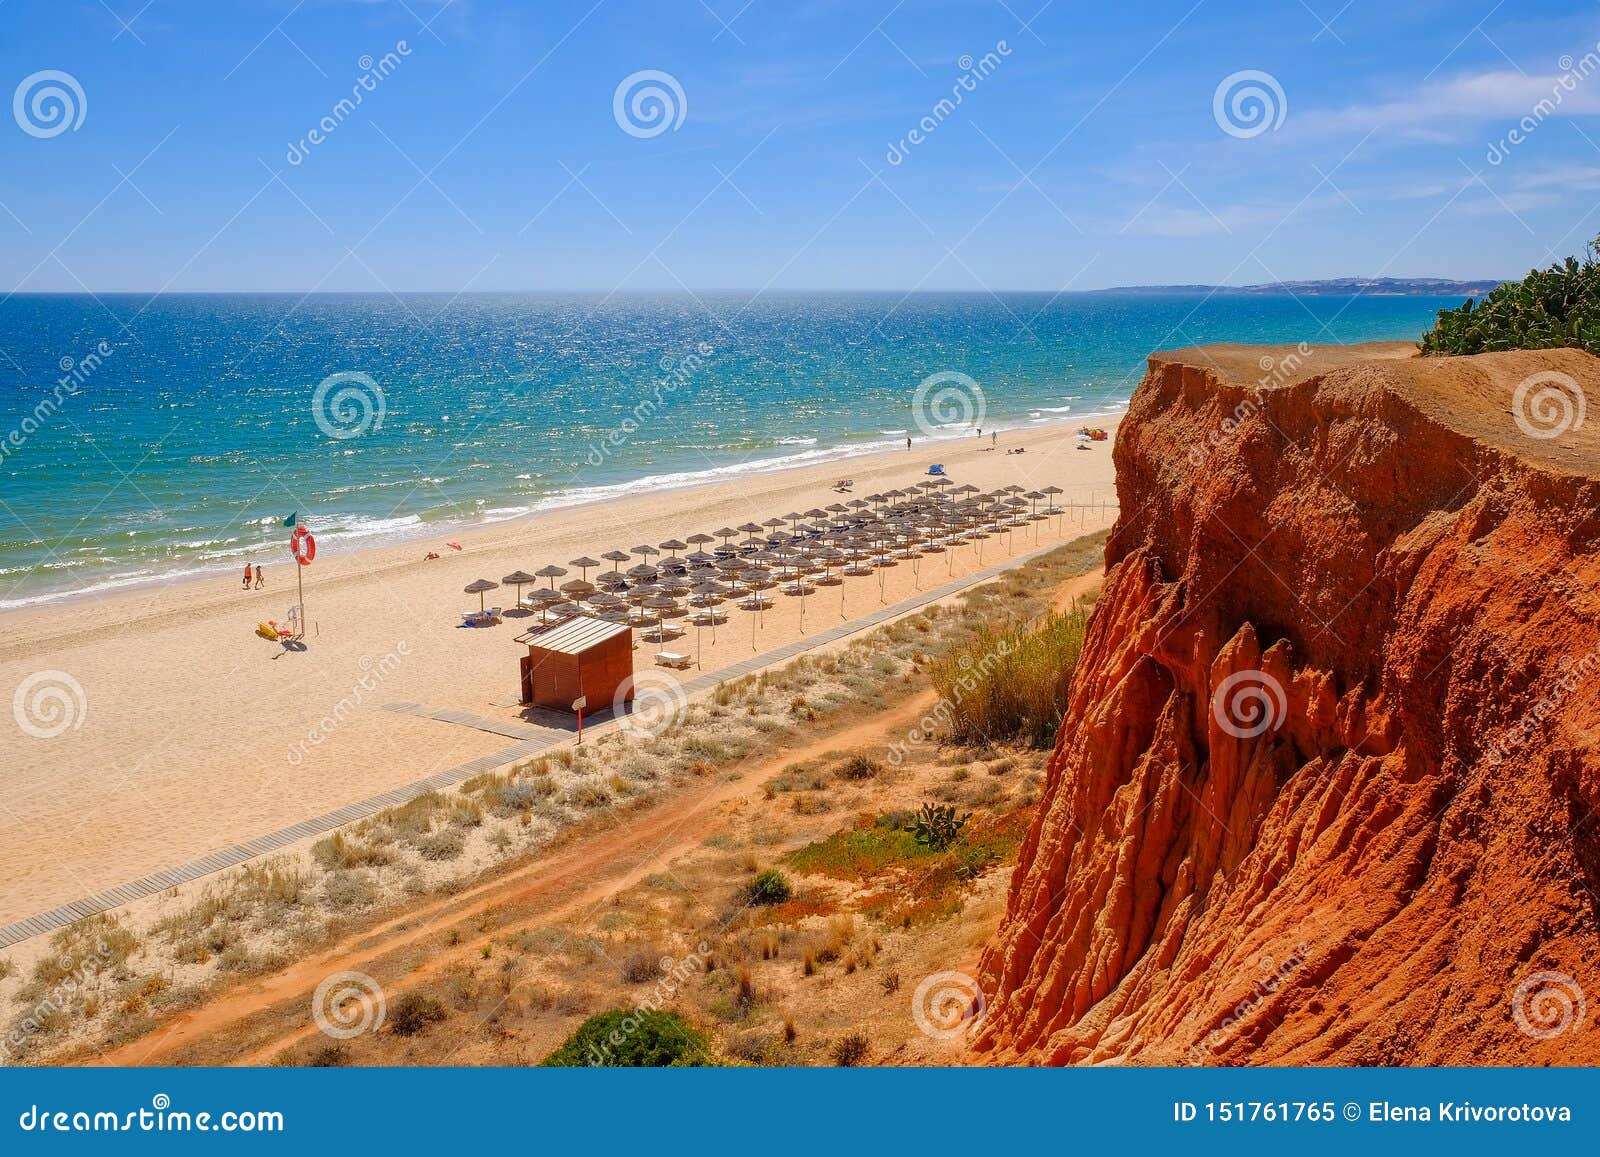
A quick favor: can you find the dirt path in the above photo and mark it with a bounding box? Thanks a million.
[1051,569,1104,613]
[91,690,942,1067]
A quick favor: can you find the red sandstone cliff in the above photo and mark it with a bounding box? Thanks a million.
[977,341,1600,1065]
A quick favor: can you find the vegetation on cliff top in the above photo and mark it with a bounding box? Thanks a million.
[1421,236,1600,355]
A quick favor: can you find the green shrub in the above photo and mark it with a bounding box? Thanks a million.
[928,607,1088,748]
[1422,237,1598,354]
[745,869,792,906]
[541,1009,710,1067]
[790,821,927,879]
[911,802,970,852]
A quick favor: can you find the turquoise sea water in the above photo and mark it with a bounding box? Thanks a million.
[0,291,1457,609]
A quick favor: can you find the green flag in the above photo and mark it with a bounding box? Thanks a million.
[282,512,297,528]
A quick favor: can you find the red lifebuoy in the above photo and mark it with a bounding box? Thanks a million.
[290,525,317,566]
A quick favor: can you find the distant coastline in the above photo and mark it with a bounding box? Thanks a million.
[1092,277,1503,297]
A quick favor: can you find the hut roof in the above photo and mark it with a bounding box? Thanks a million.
[518,615,631,654]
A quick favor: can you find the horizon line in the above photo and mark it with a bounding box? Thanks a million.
[1,280,1506,298]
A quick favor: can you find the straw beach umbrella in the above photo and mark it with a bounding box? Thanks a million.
[568,556,602,580]
[464,578,498,613]
[643,592,680,644]
[501,570,537,606]
[560,579,596,606]
[535,564,567,590]
[602,549,631,573]
[524,586,561,623]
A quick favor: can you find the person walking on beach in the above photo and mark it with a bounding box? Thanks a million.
[242,562,252,590]
[906,435,911,451]
[991,431,997,447]
[254,564,265,589]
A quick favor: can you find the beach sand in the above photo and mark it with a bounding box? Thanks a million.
[0,420,1118,924]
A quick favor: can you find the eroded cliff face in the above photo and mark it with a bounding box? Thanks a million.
[976,342,1600,1065]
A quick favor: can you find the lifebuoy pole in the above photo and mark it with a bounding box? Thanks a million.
[289,524,315,640]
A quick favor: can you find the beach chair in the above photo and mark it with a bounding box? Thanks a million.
[654,650,693,669]
[927,463,945,475]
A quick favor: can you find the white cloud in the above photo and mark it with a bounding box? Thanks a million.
[1292,69,1600,142]
[1118,194,1347,238]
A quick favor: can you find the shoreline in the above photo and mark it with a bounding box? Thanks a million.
[0,408,1126,618]
[3,408,1126,614]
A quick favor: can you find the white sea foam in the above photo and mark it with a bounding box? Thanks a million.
[5,407,1119,611]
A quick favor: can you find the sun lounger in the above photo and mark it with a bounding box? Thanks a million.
[927,463,945,475]
[654,650,693,669]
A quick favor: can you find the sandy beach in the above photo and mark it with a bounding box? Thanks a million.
[1,419,1118,925]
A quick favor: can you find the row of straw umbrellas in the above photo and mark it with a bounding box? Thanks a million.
[462,479,1070,667]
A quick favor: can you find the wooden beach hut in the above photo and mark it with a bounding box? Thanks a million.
[515,614,634,713]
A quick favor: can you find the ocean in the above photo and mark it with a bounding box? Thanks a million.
[0,290,1457,610]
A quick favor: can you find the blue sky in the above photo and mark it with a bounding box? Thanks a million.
[2,0,1599,291]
